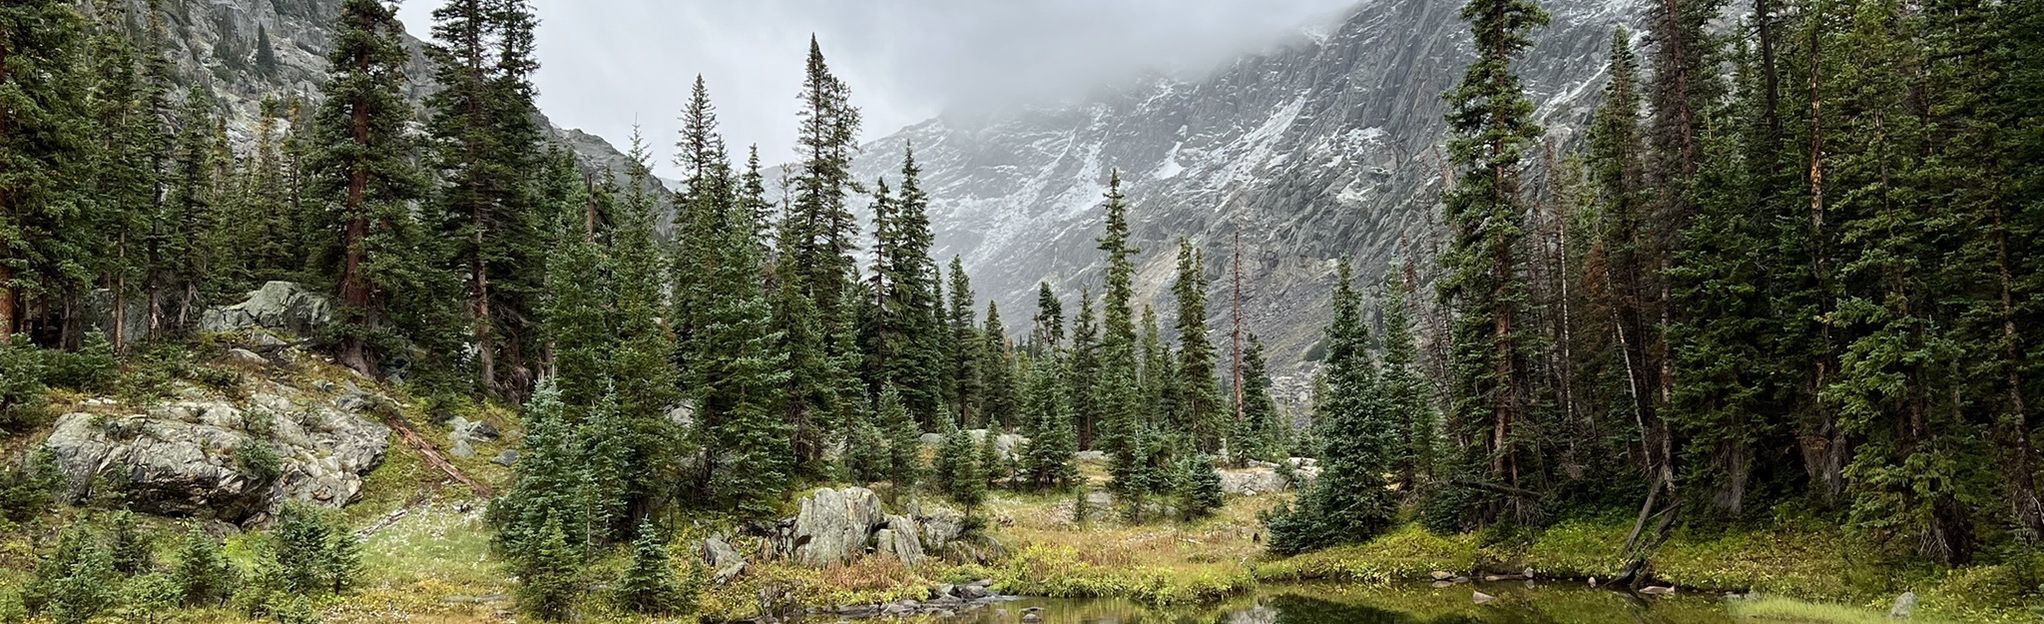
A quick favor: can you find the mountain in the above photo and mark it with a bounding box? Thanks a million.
[847,0,1642,372]
[121,0,664,199]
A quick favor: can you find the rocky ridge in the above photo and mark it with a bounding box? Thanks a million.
[838,0,1644,371]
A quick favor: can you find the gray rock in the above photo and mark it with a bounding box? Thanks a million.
[1074,450,1107,462]
[955,584,991,600]
[790,487,886,566]
[1219,466,1287,496]
[225,348,269,367]
[42,397,389,522]
[874,515,925,566]
[491,450,519,466]
[700,536,748,584]
[665,402,696,428]
[919,432,946,447]
[1473,591,1495,605]
[199,281,334,337]
[1888,591,1916,619]
[964,429,1027,461]
[918,506,965,550]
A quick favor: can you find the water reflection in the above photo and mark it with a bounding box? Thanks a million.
[938,583,1733,624]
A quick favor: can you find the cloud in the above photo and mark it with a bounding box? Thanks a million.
[398,1,1355,176]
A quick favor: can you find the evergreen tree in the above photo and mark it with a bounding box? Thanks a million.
[518,516,580,622]
[1176,453,1225,519]
[0,0,90,343]
[672,74,733,370]
[946,258,982,424]
[492,379,589,551]
[610,129,684,526]
[424,0,548,397]
[24,526,115,624]
[953,429,987,513]
[1235,334,1284,464]
[108,510,153,575]
[172,528,234,607]
[979,302,1019,428]
[1020,360,1080,490]
[695,189,793,516]
[1264,263,1395,554]
[536,151,609,411]
[1169,238,1225,450]
[977,426,1008,489]
[1380,263,1437,490]
[1094,172,1147,499]
[877,384,923,493]
[934,421,974,497]
[578,387,633,544]
[1436,0,1548,528]
[1068,289,1102,449]
[615,521,681,614]
[310,0,440,377]
[1030,282,1065,358]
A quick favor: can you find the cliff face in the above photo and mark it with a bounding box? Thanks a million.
[847,0,1641,370]
[127,0,659,199]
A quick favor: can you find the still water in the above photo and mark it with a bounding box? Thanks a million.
[940,583,1739,624]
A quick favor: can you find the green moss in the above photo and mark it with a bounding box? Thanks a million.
[997,544,1256,604]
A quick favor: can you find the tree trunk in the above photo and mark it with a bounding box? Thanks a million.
[337,51,377,377]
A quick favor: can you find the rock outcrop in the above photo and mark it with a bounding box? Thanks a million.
[1221,457,1322,495]
[789,487,887,566]
[43,386,390,523]
[198,281,334,338]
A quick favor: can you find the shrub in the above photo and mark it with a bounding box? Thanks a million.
[172,528,236,607]
[236,440,283,487]
[0,451,64,523]
[23,526,117,624]
[107,511,154,574]
[0,337,49,432]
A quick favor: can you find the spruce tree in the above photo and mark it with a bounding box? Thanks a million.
[1437,0,1548,527]
[1068,289,1102,449]
[934,423,973,496]
[493,378,588,551]
[1176,453,1225,520]
[615,521,681,614]
[171,528,233,607]
[1264,263,1394,554]
[0,0,90,342]
[518,516,580,622]
[946,258,983,424]
[877,385,922,493]
[1379,264,1437,490]
[424,0,548,396]
[1236,334,1284,464]
[979,302,1019,428]
[1031,282,1066,358]
[698,193,793,517]
[310,0,437,377]
[1170,238,1225,450]
[1019,360,1080,490]
[108,510,153,575]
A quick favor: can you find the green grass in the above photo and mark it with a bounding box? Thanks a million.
[1253,524,1481,583]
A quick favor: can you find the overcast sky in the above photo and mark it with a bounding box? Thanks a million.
[396,1,1356,177]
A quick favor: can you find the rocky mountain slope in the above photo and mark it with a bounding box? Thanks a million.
[849,0,1641,370]
[122,0,659,199]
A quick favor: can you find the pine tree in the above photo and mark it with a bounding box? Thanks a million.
[1020,360,1080,490]
[953,429,987,512]
[172,528,233,607]
[615,521,681,614]
[1437,0,1548,528]
[609,129,684,525]
[425,0,547,396]
[673,74,733,371]
[1264,263,1395,554]
[877,384,922,493]
[979,302,1019,428]
[271,504,335,594]
[1169,238,1225,450]
[107,510,152,575]
[976,427,1007,489]
[578,387,632,544]
[25,526,116,624]
[310,0,437,377]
